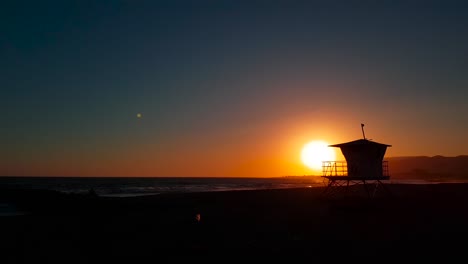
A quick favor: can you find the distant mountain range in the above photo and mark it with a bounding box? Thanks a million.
[386,155,468,181]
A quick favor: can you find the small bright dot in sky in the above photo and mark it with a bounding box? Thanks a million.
[137,113,142,118]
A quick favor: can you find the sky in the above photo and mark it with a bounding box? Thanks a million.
[2,0,468,177]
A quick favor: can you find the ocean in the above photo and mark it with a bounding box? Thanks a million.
[0,176,455,199]
[0,176,461,216]
[0,176,326,197]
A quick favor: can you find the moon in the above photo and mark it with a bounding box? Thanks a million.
[137,113,142,118]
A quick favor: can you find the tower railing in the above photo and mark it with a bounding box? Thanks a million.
[382,160,389,177]
[322,161,389,177]
[322,161,348,177]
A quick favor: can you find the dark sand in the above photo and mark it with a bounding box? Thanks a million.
[1,183,468,262]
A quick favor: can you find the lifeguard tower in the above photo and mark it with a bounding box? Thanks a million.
[321,124,391,198]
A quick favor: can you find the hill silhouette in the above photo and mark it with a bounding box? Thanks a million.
[386,155,468,181]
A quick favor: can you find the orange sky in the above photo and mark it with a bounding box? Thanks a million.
[4,3,468,177]
[5,110,468,177]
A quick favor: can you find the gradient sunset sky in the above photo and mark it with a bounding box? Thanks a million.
[3,1,468,177]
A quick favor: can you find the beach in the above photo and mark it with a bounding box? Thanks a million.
[1,183,468,262]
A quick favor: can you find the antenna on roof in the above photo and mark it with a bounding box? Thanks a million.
[361,123,366,140]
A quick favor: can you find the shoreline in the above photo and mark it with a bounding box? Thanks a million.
[2,178,468,199]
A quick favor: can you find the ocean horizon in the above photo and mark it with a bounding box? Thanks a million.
[0,176,462,198]
[0,176,325,197]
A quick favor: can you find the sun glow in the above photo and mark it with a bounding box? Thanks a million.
[301,140,336,172]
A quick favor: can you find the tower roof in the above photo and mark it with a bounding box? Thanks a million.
[329,139,391,148]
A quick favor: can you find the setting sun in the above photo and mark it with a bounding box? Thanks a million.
[301,140,336,171]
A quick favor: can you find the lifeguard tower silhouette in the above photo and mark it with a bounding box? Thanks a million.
[321,124,391,198]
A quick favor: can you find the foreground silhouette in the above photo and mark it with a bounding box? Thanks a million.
[1,183,468,262]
